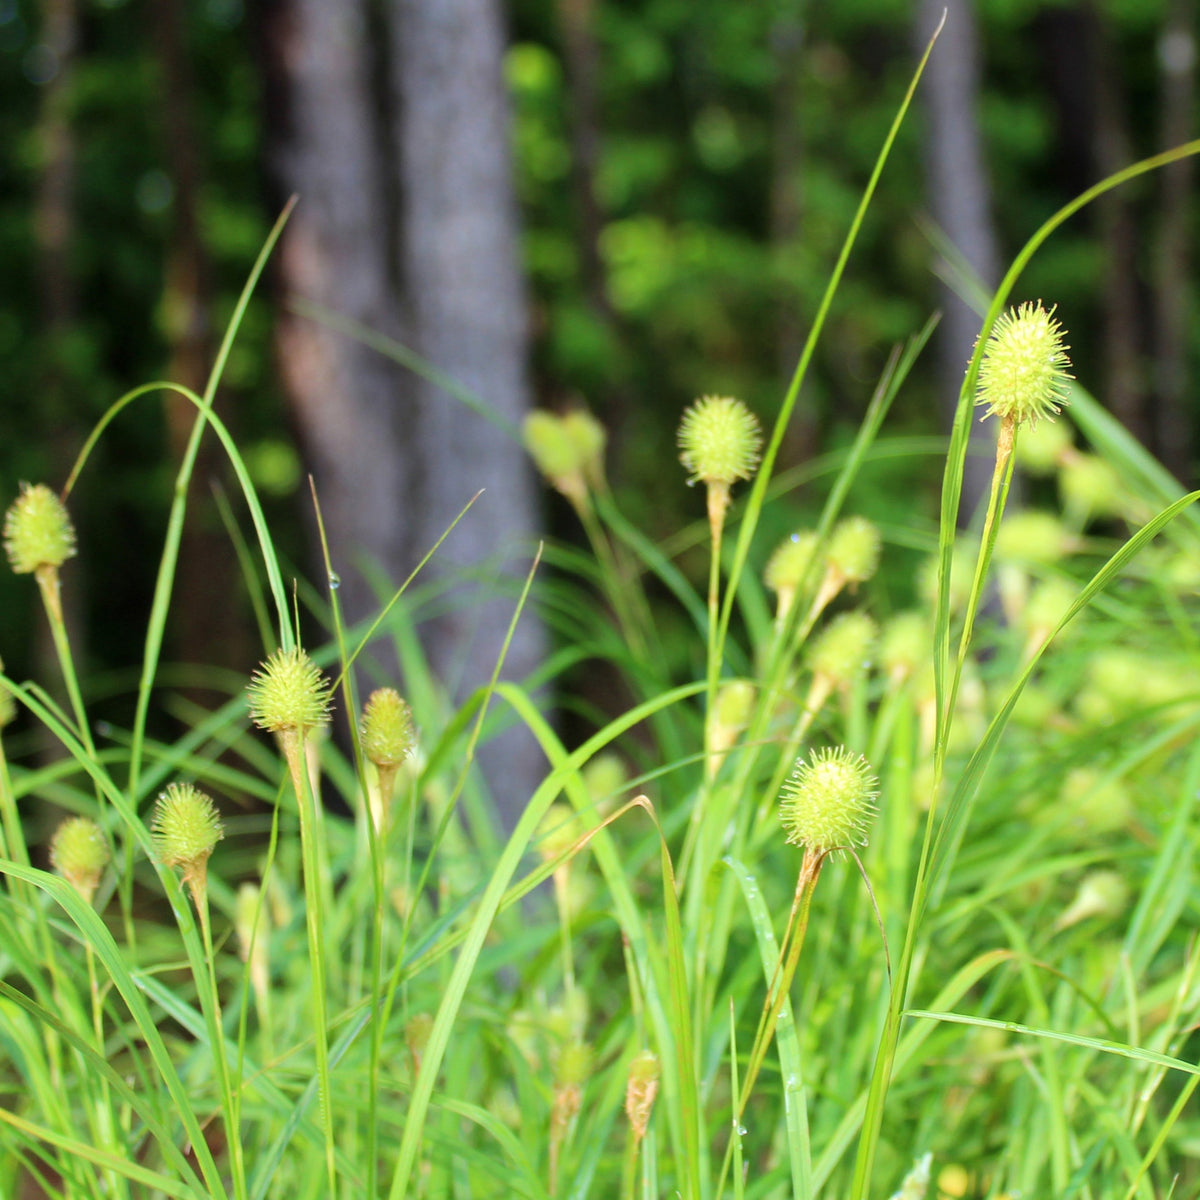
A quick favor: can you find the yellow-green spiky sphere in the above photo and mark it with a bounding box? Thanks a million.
[360,687,415,769]
[247,647,332,734]
[976,301,1073,428]
[677,396,762,486]
[3,483,76,575]
[152,783,223,871]
[827,516,881,585]
[50,816,109,900]
[808,611,877,687]
[779,746,879,855]
[764,531,819,593]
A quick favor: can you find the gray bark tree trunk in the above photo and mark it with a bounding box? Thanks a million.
[263,0,546,832]
[917,0,1001,526]
[390,0,546,831]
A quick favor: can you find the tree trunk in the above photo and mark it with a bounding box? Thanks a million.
[1085,2,1147,448]
[261,0,415,632]
[390,0,546,831]
[262,0,545,831]
[153,0,248,673]
[1152,0,1195,484]
[916,0,1000,526]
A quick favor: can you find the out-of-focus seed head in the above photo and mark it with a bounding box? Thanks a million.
[1017,416,1073,476]
[1059,453,1130,523]
[625,1049,660,1143]
[50,816,109,903]
[360,687,415,769]
[880,611,929,681]
[152,783,223,880]
[976,301,1073,428]
[247,647,332,735]
[677,396,762,487]
[4,483,77,575]
[779,746,879,856]
[994,510,1075,567]
[826,516,881,586]
[561,409,607,486]
[764,531,820,595]
[808,611,877,689]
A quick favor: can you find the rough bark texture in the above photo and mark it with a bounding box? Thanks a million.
[263,0,545,831]
[391,0,546,830]
[917,0,1000,525]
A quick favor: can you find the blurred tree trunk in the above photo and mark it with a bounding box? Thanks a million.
[153,0,248,673]
[916,0,999,525]
[1084,2,1148,449]
[1152,0,1196,484]
[32,0,84,765]
[262,0,544,831]
[389,0,546,831]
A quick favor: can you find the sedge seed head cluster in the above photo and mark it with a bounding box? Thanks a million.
[247,646,332,734]
[976,301,1073,428]
[779,746,879,855]
[3,483,76,575]
[677,395,762,487]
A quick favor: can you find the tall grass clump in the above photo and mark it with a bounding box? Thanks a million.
[3,28,1200,1200]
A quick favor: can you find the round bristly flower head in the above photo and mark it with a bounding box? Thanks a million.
[4,483,76,575]
[976,301,1073,428]
[247,646,332,734]
[360,687,415,769]
[152,782,223,880]
[764,531,820,594]
[677,396,762,487]
[808,611,877,689]
[779,746,879,856]
[50,816,109,903]
[827,515,882,586]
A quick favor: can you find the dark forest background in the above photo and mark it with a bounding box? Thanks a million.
[0,0,1195,820]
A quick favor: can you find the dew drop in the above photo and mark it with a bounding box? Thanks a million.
[328,572,341,591]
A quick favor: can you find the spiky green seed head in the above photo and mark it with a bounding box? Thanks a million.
[152,783,223,876]
[994,510,1074,566]
[677,396,762,487]
[1016,415,1073,475]
[247,647,332,734]
[976,301,1073,428]
[4,483,76,575]
[880,611,929,680]
[360,687,415,769]
[808,611,877,688]
[779,746,879,855]
[50,816,109,903]
[827,516,881,586]
[625,1049,660,1143]
[764,531,820,594]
